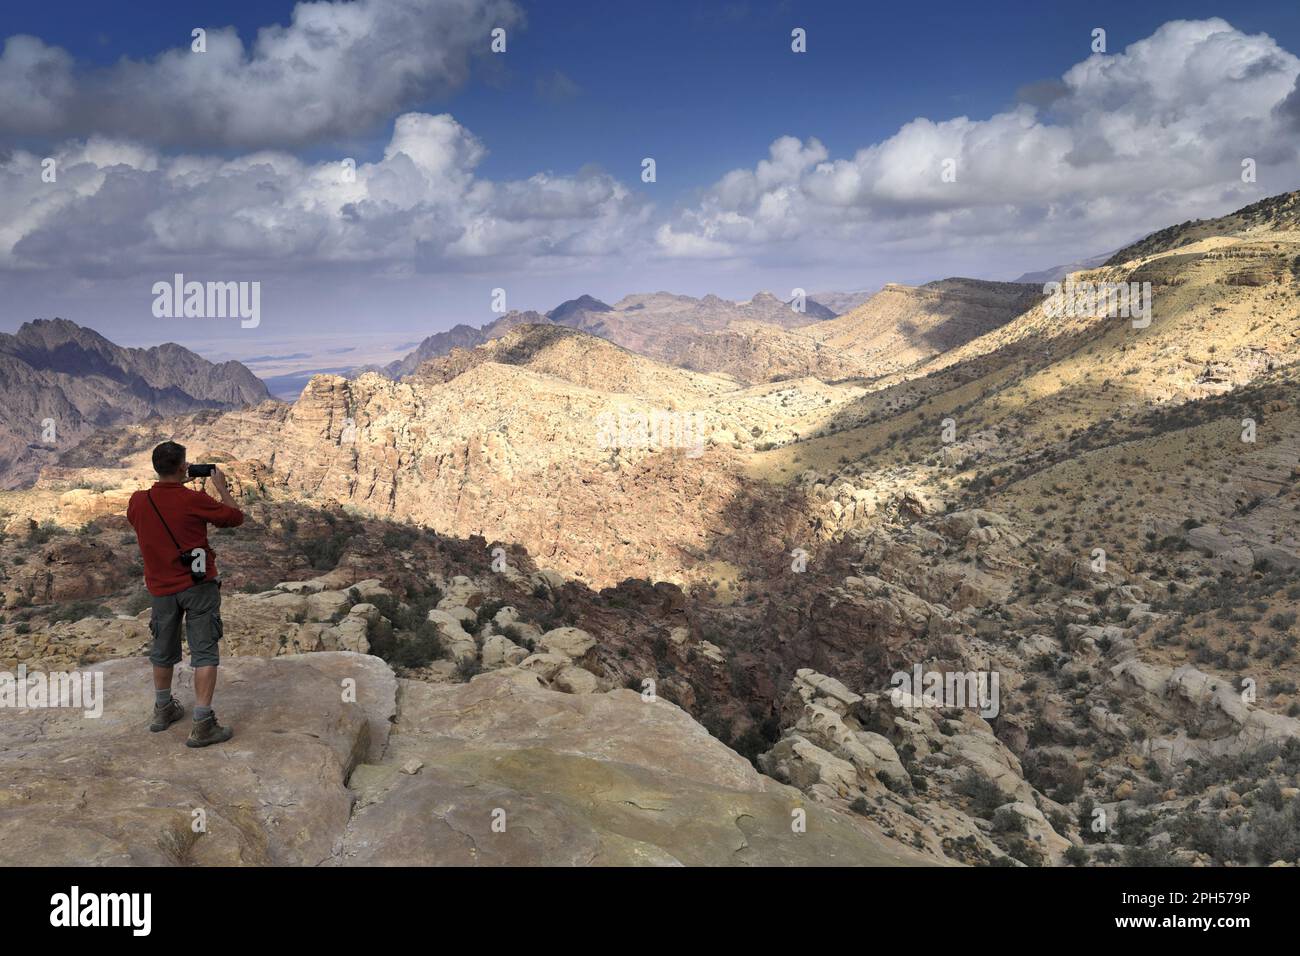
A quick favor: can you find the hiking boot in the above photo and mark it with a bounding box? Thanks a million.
[149,697,184,732]
[186,714,234,748]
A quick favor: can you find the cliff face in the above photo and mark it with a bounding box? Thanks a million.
[106,363,803,589]
[0,318,271,488]
[68,324,850,589]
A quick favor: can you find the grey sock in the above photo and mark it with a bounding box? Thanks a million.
[194,705,213,722]
[155,689,173,707]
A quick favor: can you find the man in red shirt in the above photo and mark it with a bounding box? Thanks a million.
[126,441,244,748]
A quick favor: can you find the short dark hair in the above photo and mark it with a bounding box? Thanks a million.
[152,441,186,476]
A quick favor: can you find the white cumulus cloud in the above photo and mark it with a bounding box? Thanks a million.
[0,0,524,149]
[0,112,649,279]
[659,18,1300,271]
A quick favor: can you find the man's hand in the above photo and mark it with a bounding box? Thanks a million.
[208,467,239,509]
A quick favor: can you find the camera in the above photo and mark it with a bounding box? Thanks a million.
[180,548,208,584]
[187,463,216,479]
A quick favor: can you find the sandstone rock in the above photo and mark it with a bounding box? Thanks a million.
[0,653,391,866]
[323,617,371,655]
[481,633,529,669]
[517,652,570,682]
[530,570,567,595]
[854,731,911,789]
[7,537,130,604]
[493,606,523,628]
[1,654,936,867]
[1089,706,1132,740]
[783,668,862,721]
[338,670,935,865]
[252,591,309,617]
[539,626,596,661]
[757,735,857,796]
[426,609,476,664]
[349,579,393,601]
[276,579,325,594]
[554,666,599,695]
[697,640,725,664]
[995,801,1072,862]
[438,576,481,610]
[439,605,478,628]
[349,602,381,624]
[306,589,352,622]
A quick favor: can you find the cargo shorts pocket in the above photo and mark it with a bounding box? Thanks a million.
[148,597,183,667]
[181,580,223,668]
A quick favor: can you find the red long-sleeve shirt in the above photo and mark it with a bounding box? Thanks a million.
[127,482,245,596]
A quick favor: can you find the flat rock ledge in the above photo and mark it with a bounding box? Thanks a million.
[0,653,936,866]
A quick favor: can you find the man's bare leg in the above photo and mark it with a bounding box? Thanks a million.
[194,665,217,709]
[153,663,174,692]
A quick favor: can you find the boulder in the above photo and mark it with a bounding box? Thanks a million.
[306,589,352,622]
[757,736,858,797]
[517,652,570,682]
[554,666,600,695]
[481,634,529,670]
[538,627,597,661]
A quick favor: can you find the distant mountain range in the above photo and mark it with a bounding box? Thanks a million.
[807,288,878,314]
[1012,253,1112,284]
[373,279,1051,388]
[380,290,840,380]
[0,318,270,487]
[0,275,1045,488]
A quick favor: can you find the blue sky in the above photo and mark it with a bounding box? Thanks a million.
[2,0,1299,368]
[11,0,1297,192]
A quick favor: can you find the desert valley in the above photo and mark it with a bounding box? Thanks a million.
[2,190,1298,868]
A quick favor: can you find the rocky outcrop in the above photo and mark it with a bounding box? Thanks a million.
[759,668,1075,866]
[3,535,131,604]
[57,325,840,588]
[0,653,394,865]
[0,654,934,867]
[1111,660,1300,766]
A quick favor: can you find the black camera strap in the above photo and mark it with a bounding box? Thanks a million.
[146,490,183,551]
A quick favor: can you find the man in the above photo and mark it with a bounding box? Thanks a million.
[127,441,244,747]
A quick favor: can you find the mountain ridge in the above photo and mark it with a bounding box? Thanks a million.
[0,318,272,488]
[380,289,842,380]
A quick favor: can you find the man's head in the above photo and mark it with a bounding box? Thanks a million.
[152,441,188,480]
